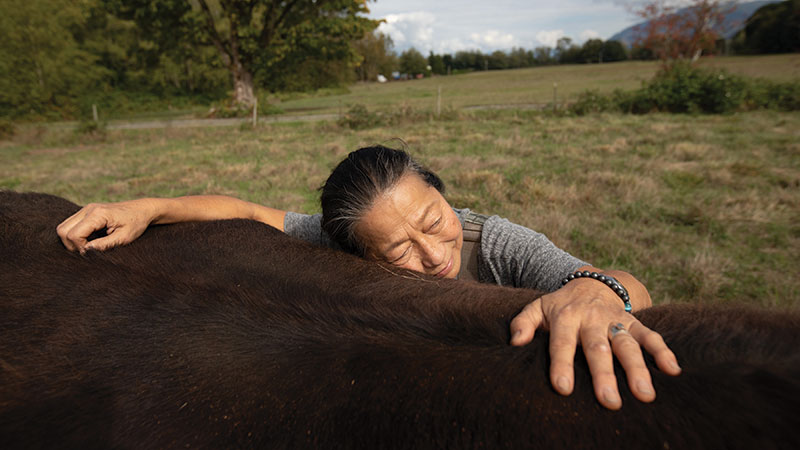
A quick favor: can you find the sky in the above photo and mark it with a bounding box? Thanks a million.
[365,0,650,54]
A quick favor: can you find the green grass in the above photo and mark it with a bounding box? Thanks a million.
[16,54,797,124]
[268,54,800,116]
[2,109,799,308]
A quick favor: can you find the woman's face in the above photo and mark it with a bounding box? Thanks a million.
[355,174,463,278]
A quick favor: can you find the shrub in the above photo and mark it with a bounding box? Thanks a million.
[207,101,252,119]
[258,102,285,116]
[74,120,107,139]
[744,79,800,111]
[569,90,618,115]
[337,104,381,129]
[644,62,748,114]
[0,119,16,140]
[568,63,799,116]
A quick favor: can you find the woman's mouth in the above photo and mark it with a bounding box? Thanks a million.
[435,257,453,278]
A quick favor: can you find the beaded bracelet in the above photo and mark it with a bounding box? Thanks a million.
[561,271,632,313]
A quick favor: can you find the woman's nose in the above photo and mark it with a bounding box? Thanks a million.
[418,236,445,268]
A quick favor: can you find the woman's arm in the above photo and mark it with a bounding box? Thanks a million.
[475,215,676,410]
[57,195,286,253]
[152,195,286,229]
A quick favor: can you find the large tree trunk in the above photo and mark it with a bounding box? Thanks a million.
[197,0,257,109]
[232,62,256,108]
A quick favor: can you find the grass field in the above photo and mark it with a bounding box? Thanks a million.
[2,105,798,308]
[22,54,798,123]
[268,54,800,116]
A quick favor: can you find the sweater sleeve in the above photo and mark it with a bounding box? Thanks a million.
[283,212,336,249]
[478,215,588,292]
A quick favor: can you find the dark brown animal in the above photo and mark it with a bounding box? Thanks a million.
[1,191,798,449]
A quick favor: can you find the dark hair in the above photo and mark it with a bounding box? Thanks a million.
[320,145,444,255]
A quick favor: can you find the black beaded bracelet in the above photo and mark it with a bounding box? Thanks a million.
[561,271,632,313]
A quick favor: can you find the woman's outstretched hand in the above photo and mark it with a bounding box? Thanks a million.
[57,200,156,254]
[509,271,681,410]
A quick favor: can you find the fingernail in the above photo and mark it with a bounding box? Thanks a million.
[637,380,654,396]
[603,388,620,405]
[557,376,570,393]
[670,361,682,372]
[511,330,521,342]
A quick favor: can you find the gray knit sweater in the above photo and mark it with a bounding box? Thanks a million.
[284,208,587,293]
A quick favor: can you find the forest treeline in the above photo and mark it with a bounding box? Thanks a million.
[0,0,378,120]
[384,0,799,79]
[1,0,796,121]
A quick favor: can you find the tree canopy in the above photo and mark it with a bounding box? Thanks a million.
[399,48,427,76]
[0,0,110,118]
[632,0,730,64]
[734,0,800,54]
[108,0,378,107]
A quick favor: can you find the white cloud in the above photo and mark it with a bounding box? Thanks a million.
[369,2,642,53]
[434,38,472,54]
[469,30,518,50]
[535,29,565,48]
[377,12,436,50]
[377,12,523,54]
[579,29,601,42]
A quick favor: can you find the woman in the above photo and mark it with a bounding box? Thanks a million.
[57,145,680,410]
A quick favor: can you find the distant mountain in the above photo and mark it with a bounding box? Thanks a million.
[609,1,782,47]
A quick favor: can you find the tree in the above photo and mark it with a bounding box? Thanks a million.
[508,47,533,68]
[488,50,509,70]
[581,39,605,63]
[109,0,377,107]
[442,54,454,72]
[630,45,655,60]
[734,0,800,54]
[556,37,582,64]
[556,37,572,58]
[632,0,731,64]
[0,0,110,118]
[83,3,227,97]
[353,32,397,82]
[602,40,628,62]
[399,48,427,76]
[533,46,555,65]
[428,52,446,75]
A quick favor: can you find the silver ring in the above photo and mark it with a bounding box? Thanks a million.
[609,322,631,340]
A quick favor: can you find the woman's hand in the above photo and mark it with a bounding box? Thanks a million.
[57,199,157,253]
[509,271,681,410]
[57,195,287,254]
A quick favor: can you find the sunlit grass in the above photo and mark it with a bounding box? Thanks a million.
[271,54,800,115]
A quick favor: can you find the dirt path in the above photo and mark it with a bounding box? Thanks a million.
[107,113,339,130]
[104,103,555,131]
[107,103,564,130]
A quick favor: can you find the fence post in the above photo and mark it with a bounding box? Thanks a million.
[252,99,258,127]
[92,104,98,122]
[436,85,442,118]
[553,83,558,113]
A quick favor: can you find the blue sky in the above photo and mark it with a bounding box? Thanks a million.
[365,0,653,53]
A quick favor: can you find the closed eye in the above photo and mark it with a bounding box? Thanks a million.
[427,217,442,233]
[389,246,411,264]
